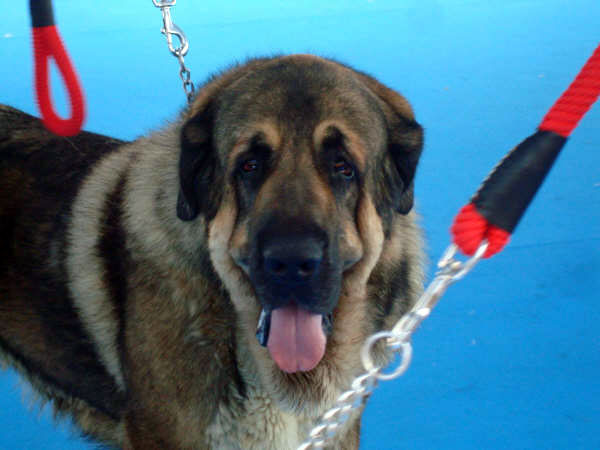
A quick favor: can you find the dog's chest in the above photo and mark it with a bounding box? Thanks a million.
[207,392,309,450]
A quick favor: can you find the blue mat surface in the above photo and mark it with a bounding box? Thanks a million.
[1,1,598,448]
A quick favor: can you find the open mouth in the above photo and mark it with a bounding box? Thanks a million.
[256,305,333,373]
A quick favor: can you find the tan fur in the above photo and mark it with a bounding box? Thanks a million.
[67,147,135,390]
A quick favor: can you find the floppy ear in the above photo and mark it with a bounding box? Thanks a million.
[177,104,220,221]
[383,114,423,214]
[356,73,424,215]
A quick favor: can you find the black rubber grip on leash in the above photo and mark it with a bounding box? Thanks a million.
[472,130,567,233]
[30,0,55,27]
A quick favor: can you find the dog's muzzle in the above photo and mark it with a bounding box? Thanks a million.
[248,220,341,373]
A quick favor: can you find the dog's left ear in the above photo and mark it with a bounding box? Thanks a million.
[356,73,424,214]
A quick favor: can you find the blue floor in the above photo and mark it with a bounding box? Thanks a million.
[1,1,599,448]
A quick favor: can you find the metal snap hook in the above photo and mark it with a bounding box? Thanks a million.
[160,8,189,57]
[152,0,195,102]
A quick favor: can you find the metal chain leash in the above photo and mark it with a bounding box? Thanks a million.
[298,241,489,449]
[152,0,195,103]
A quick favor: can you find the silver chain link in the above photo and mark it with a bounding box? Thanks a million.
[298,241,489,449]
[152,0,195,103]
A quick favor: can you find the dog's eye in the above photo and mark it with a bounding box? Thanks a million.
[241,159,259,173]
[333,159,355,180]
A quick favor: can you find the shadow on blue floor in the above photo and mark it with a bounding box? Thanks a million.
[1,1,599,448]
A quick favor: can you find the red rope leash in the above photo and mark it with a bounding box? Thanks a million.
[452,43,600,258]
[539,45,600,137]
[30,0,85,137]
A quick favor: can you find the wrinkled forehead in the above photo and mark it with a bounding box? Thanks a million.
[212,58,387,160]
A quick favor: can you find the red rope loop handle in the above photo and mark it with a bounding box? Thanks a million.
[32,25,85,137]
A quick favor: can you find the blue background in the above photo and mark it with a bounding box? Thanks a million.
[1,1,599,448]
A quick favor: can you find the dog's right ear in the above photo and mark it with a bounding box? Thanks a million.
[177,103,219,221]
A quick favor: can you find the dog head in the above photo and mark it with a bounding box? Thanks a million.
[177,55,423,409]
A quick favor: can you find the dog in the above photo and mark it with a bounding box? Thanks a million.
[0,54,424,449]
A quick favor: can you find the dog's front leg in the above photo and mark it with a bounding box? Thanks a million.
[123,404,211,450]
[123,410,179,450]
[120,270,237,449]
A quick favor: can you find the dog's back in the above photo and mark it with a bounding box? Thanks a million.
[0,104,125,442]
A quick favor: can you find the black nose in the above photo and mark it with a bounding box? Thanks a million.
[261,235,324,285]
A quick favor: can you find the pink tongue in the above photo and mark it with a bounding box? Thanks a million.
[267,304,326,373]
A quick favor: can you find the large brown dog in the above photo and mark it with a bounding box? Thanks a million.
[0,54,424,449]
